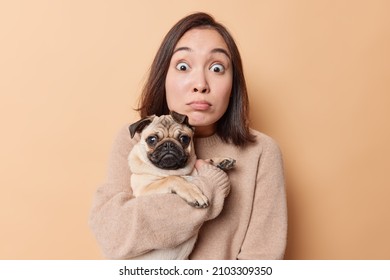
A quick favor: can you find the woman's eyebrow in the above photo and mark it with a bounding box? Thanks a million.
[173,47,192,54]
[211,48,231,60]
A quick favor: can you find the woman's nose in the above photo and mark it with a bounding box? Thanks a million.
[193,86,209,93]
[192,71,209,94]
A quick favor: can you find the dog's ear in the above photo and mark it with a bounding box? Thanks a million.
[129,115,155,138]
[170,111,193,130]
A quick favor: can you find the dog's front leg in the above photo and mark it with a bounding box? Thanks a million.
[141,176,209,208]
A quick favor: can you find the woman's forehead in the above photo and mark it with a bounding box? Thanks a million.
[174,28,230,57]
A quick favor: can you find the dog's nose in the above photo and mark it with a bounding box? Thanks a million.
[163,141,174,150]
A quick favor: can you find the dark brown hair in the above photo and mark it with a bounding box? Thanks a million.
[137,12,255,146]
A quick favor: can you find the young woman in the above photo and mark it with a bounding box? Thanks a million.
[89,12,287,259]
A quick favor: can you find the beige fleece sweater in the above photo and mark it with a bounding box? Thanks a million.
[89,125,287,259]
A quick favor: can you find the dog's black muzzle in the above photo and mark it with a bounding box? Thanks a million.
[148,141,188,170]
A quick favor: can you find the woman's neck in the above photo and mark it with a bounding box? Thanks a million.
[194,124,216,138]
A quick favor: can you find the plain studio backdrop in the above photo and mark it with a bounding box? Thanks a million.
[0,0,389,259]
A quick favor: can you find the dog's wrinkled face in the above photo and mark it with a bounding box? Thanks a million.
[129,112,195,170]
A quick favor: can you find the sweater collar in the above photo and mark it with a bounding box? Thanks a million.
[194,133,221,148]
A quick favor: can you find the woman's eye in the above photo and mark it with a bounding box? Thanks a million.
[210,64,225,73]
[146,135,158,146]
[176,62,190,71]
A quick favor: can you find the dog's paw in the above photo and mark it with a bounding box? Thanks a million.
[208,157,236,171]
[188,197,209,209]
[186,190,209,208]
[172,185,209,208]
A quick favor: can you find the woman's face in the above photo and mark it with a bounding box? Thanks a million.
[165,28,233,137]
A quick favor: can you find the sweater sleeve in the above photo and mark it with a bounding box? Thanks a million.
[88,125,230,259]
[237,136,288,260]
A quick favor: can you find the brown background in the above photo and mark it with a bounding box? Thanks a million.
[1,0,389,259]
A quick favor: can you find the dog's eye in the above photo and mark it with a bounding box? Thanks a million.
[179,135,191,146]
[146,135,158,146]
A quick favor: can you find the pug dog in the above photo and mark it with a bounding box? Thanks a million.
[127,111,235,259]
